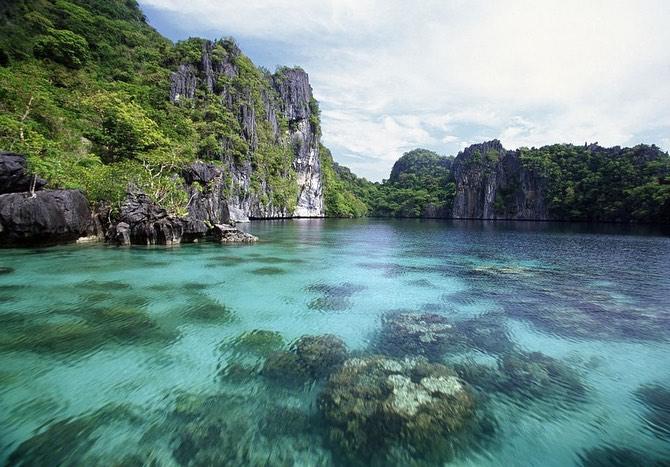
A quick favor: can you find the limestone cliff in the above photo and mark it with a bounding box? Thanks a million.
[169,40,323,222]
[451,140,548,220]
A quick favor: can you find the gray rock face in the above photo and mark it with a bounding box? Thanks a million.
[212,224,257,243]
[0,190,93,246]
[169,65,197,103]
[106,189,257,245]
[106,191,184,245]
[182,162,232,226]
[274,68,323,217]
[169,41,324,220]
[451,140,548,220]
[273,68,312,121]
[0,152,46,194]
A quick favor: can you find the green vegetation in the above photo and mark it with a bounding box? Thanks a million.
[0,0,193,213]
[320,145,368,217]
[370,149,456,217]
[321,148,458,218]
[324,148,456,218]
[326,144,670,222]
[0,0,303,216]
[519,144,670,222]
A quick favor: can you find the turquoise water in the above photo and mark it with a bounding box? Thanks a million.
[1,219,669,466]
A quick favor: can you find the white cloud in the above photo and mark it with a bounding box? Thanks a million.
[141,0,670,180]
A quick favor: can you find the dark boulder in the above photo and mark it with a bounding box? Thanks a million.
[212,224,257,243]
[107,191,184,245]
[182,162,221,186]
[0,190,93,246]
[0,152,46,194]
[182,162,232,234]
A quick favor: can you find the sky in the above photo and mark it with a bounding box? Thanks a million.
[139,0,670,181]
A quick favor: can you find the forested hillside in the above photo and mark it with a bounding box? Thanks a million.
[0,0,360,219]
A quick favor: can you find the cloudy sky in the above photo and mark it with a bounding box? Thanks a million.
[139,0,670,181]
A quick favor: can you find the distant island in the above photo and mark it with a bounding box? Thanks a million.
[1,0,668,247]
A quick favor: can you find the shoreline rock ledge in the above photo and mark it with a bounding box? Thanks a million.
[0,152,95,246]
[212,224,258,243]
[0,152,259,247]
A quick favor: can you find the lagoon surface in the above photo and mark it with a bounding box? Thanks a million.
[1,219,669,466]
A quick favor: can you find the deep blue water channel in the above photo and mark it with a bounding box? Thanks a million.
[0,219,669,466]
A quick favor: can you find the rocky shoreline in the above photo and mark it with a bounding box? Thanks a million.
[0,152,257,247]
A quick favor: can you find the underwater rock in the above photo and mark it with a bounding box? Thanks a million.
[578,445,670,467]
[319,356,478,465]
[212,223,258,243]
[7,404,141,466]
[634,383,670,439]
[291,334,348,378]
[377,312,457,360]
[262,334,348,385]
[233,330,285,357]
[455,351,587,404]
[306,281,366,311]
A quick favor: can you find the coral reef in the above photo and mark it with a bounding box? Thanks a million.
[167,392,330,466]
[262,351,311,386]
[455,351,587,404]
[233,330,285,357]
[0,304,178,354]
[185,295,235,323]
[635,383,670,440]
[306,282,366,311]
[7,405,141,466]
[262,334,348,385]
[455,314,516,355]
[376,312,456,360]
[319,356,481,465]
[251,267,286,275]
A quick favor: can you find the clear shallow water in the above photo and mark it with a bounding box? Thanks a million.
[0,219,669,466]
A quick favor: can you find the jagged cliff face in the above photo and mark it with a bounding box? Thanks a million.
[169,40,323,221]
[273,68,323,217]
[451,140,548,220]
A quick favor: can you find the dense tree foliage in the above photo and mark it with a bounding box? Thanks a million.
[519,144,670,222]
[319,145,368,217]
[330,149,457,218]
[0,0,310,216]
[326,144,670,222]
[375,149,456,217]
[0,0,193,213]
